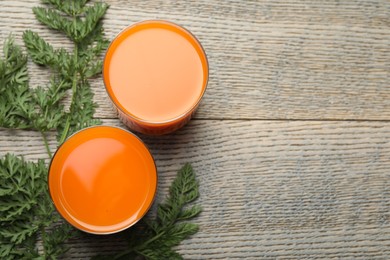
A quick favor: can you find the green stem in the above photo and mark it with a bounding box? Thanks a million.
[41,131,52,158]
[141,230,166,248]
[59,116,71,144]
[113,249,134,260]
[51,79,65,97]
[59,8,79,144]
[113,231,166,260]
[40,226,47,259]
[59,45,78,144]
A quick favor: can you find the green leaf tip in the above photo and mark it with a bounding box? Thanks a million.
[0,0,110,258]
[96,163,202,260]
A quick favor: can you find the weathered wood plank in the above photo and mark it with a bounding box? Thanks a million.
[0,0,389,120]
[1,120,390,258]
[1,0,390,259]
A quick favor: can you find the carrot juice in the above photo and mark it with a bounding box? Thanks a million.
[103,20,208,135]
[48,126,157,234]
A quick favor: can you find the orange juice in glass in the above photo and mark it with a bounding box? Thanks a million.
[103,20,208,135]
[48,126,157,234]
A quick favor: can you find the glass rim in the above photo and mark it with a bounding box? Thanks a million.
[102,19,209,127]
[47,125,158,235]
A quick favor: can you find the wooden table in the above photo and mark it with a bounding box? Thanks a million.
[1,0,390,258]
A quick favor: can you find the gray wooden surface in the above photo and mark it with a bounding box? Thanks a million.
[1,0,390,259]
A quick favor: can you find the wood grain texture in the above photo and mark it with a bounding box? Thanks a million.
[0,0,389,120]
[1,0,390,259]
[1,120,390,258]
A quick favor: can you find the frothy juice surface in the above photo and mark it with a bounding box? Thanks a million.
[49,126,157,234]
[103,20,208,124]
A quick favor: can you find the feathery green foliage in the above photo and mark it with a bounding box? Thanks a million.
[23,0,109,143]
[1,1,202,259]
[0,154,73,259]
[0,37,35,130]
[95,164,202,260]
[0,0,109,258]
